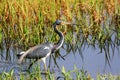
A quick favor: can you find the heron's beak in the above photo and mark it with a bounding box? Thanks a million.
[61,21,72,25]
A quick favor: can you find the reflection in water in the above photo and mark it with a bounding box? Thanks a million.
[59,44,120,78]
[0,21,120,78]
[0,39,120,78]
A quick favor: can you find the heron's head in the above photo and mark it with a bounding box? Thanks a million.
[53,20,72,26]
[17,51,25,59]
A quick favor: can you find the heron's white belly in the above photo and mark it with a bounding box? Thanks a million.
[41,52,51,63]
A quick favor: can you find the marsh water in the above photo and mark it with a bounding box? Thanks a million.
[0,38,119,79]
[1,0,120,79]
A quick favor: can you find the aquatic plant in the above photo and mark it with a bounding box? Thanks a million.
[0,0,119,47]
[0,0,120,74]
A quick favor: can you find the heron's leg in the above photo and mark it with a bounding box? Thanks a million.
[43,60,47,71]
[42,58,47,72]
[28,59,38,70]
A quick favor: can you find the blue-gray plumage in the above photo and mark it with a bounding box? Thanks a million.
[19,43,53,59]
[17,20,72,70]
[25,43,53,59]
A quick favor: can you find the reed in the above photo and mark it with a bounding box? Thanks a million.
[0,0,119,46]
[0,0,120,70]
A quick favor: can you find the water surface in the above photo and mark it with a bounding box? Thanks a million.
[0,42,119,79]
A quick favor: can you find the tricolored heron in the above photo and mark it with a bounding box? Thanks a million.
[17,20,72,70]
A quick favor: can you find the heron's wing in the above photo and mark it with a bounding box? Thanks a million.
[26,43,53,59]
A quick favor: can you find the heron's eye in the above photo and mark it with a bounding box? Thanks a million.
[56,20,62,25]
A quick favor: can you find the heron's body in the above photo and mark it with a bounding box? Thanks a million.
[19,42,53,59]
[26,42,53,59]
[17,20,71,70]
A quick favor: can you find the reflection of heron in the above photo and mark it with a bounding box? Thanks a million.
[17,20,72,70]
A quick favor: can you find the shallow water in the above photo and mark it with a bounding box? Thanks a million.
[0,42,119,79]
[58,45,120,78]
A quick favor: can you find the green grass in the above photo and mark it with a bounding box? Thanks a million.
[0,66,91,80]
[0,0,119,48]
[0,66,120,80]
[0,0,120,79]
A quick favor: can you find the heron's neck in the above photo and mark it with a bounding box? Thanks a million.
[53,25,64,50]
